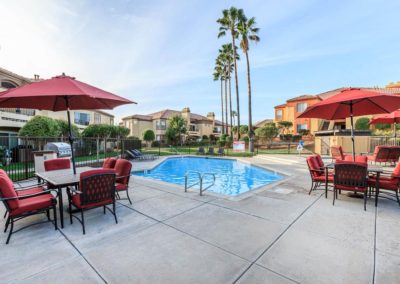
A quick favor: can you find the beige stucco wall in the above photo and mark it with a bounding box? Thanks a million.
[122,119,153,138]
[37,110,114,129]
[315,135,371,156]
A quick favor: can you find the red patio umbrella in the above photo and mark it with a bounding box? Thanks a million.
[297,88,400,159]
[0,74,136,173]
[369,110,400,142]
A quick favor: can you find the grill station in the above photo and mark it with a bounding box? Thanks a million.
[44,142,72,158]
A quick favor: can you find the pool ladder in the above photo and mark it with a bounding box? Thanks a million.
[184,171,216,196]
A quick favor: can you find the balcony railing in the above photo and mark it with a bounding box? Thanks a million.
[0,108,35,116]
[156,125,166,130]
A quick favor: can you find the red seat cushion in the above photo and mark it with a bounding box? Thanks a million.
[44,158,71,171]
[0,169,19,210]
[10,194,54,217]
[71,194,113,209]
[313,175,333,182]
[392,163,400,177]
[115,183,128,191]
[368,176,398,191]
[335,184,367,192]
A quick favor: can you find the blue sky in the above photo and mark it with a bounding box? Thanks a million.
[1,0,399,124]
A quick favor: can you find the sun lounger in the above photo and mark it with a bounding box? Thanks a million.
[197,147,205,155]
[207,147,215,155]
[217,147,225,156]
[131,149,156,160]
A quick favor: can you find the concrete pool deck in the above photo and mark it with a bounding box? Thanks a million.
[1,154,399,283]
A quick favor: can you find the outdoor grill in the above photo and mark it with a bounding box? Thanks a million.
[44,142,72,157]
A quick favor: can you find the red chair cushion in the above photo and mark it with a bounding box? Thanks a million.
[103,158,117,169]
[71,194,113,209]
[10,194,54,217]
[115,183,128,191]
[114,159,132,184]
[392,163,400,177]
[368,176,398,191]
[344,155,368,164]
[313,175,333,182]
[315,155,324,169]
[44,158,71,171]
[16,187,44,196]
[335,184,367,192]
[0,169,19,210]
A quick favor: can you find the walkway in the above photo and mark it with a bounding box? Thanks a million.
[0,155,399,283]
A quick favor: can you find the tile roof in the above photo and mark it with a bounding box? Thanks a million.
[122,109,217,124]
[286,95,317,102]
[255,119,274,128]
[274,104,287,108]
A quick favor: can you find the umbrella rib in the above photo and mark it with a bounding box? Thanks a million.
[366,98,393,114]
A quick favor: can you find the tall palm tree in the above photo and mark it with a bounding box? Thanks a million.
[238,14,260,152]
[217,7,244,140]
[213,62,225,134]
[220,43,238,137]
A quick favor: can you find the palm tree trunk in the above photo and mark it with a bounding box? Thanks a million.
[245,51,254,152]
[220,78,225,134]
[224,71,229,135]
[228,64,233,137]
[231,32,240,140]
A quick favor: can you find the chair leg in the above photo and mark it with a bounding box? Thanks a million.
[46,210,50,221]
[103,206,106,214]
[69,198,73,225]
[308,181,314,195]
[333,188,336,206]
[6,218,14,244]
[3,211,7,219]
[53,204,58,230]
[364,191,367,211]
[4,216,10,232]
[81,209,85,235]
[126,190,132,205]
[396,190,400,206]
[113,202,118,224]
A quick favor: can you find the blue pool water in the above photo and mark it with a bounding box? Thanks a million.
[133,157,282,196]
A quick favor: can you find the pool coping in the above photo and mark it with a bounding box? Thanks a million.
[130,155,292,201]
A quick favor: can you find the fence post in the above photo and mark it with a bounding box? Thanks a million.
[24,137,28,180]
[288,142,291,154]
[159,143,161,156]
[96,138,100,164]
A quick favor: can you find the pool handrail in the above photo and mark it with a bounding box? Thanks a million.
[184,171,216,196]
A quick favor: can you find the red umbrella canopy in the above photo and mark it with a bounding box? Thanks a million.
[297,88,400,120]
[369,110,400,125]
[0,74,135,111]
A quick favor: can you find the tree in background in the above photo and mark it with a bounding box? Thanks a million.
[213,59,225,134]
[355,117,370,130]
[165,115,187,145]
[239,125,248,135]
[255,123,278,149]
[143,129,155,147]
[111,125,130,139]
[56,119,80,138]
[19,116,61,137]
[218,7,244,139]
[277,121,293,134]
[238,13,260,153]
[82,124,112,138]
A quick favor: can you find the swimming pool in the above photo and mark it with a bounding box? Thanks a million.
[133,157,283,196]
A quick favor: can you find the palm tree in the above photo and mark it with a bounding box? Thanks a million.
[213,63,225,134]
[217,7,244,140]
[221,43,239,138]
[238,14,260,152]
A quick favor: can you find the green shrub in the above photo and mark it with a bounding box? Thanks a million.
[355,117,370,130]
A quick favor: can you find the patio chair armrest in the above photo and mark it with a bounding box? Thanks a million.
[68,187,82,194]
[14,182,47,190]
[3,189,58,201]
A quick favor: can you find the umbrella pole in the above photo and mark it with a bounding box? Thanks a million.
[394,123,397,145]
[65,97,77,174]
[350,102,355,161]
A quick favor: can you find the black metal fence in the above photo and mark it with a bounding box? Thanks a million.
[0,136,141,181]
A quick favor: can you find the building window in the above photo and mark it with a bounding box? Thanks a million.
[276,109,283,120]
[1,81,17,89]
[74,112,90,125]
[94,113,101,124]
[156,120,166,130]
[296,103,307,113]
[189,124,198,132]
[296,123,308,133]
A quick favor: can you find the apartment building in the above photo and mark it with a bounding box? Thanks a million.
[274,86,400,135]
[121,107,223,142]
[0,67,114,141]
